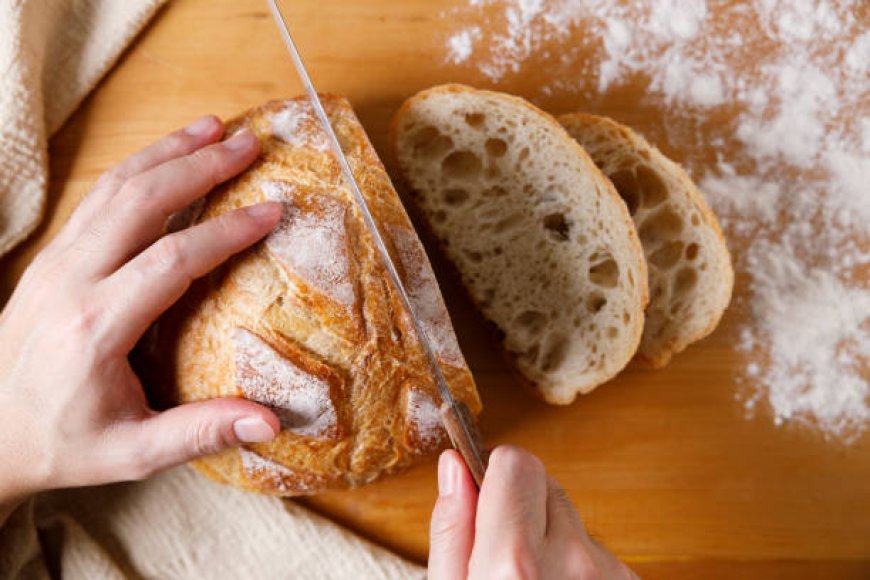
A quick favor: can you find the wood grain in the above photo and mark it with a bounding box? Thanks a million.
[1,0,867,576]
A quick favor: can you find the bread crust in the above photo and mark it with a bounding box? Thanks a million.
[389,84,649,404]
[559,113,734,367]
[136,96,480,495]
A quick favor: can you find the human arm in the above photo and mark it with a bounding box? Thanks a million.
[0,116,282,525]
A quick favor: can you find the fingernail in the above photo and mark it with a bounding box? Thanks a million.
[184,115,218,137]
[246,201,281,221]
[438,452,459,497]
[224,129,257,151]
[233,417,276,443]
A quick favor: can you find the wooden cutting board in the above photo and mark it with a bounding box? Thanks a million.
[1,1,867,577]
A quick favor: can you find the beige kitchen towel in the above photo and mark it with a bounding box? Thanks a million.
[1,465,425,579]
[0,0,166,256]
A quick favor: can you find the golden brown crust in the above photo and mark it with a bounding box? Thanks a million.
[559,113,734,367]
[136,96,480,495]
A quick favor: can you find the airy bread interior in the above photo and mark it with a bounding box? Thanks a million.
[391,85,648,404]
[559,113,733,367]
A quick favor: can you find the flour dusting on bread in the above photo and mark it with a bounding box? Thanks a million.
[239,448,294,493]
[238,448,329,494]
[388,224,465,367]
[142,96,480,496]
[270,99,330,151]
[405,388,448,450]
[233,327,337,439]
[262,180,356,308]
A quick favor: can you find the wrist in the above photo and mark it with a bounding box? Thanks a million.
[0,447,39,527]
[0,455,37,527]
[0,447,33,527]
[0,395,49,520]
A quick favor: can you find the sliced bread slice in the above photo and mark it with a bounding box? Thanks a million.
[389,85,648,404]
[559,113,733,367]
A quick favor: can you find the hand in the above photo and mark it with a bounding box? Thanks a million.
[428,446,637,579]
[0,116,282,520]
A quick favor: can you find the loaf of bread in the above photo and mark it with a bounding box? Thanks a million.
[136,96,481,495]
[389,85,648,404]
[559,114,733,367]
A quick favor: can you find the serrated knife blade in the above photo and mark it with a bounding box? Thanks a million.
[266,0,488,486]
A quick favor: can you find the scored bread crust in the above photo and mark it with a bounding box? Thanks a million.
[135,96,480,496]
[559,113,733,367]
[388,84,648,404]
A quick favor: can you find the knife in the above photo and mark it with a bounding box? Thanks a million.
[266,0,489,487]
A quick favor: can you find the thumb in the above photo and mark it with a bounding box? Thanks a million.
[122,398,279,479]
[428,450,478,580]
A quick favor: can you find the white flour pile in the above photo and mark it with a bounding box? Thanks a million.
[442,0,870,442]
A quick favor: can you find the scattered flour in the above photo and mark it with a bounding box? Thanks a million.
[446,27,481,64]
[739,249,870,436]
[442,0,870,442]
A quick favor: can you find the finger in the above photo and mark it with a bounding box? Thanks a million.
[428,450,479,580]
[116,397,280,480]
[475,445,548,544]
[82,129,260,275]
[545,476,586,538]
[100,201,281,353]
[60,116,225,245]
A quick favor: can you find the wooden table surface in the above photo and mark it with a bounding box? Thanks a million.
[2,1,868,577]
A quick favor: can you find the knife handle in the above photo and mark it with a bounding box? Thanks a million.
[440,402,489,488]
